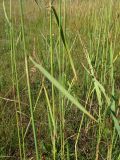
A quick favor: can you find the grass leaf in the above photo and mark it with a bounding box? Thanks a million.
[29,56,97,121]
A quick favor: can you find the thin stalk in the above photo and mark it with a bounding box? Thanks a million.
[9,0,23,159]
[49,1,56,159]
[18,0,39,159]
[67,142,70,160]
[75,82,93,160]
[24,82,44,139]
[58,0,64,159]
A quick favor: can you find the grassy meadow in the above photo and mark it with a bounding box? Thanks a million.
[0,0,120,159]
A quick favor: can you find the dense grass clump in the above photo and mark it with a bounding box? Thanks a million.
[0,0,120,159]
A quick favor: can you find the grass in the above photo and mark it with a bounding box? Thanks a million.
[0,0,120,159]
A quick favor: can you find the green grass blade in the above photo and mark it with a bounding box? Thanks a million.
[52,6,66,47]
[30,57,96,121]
[111,112,120,137]
[3,0,11,27]
[110,98,120,137]
[52,5,77,79]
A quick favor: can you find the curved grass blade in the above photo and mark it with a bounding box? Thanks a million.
[110,97,120,137]
[3,0,11,27]
[30,56,97,122]
[51,6,77,79]
[52,6,66,47]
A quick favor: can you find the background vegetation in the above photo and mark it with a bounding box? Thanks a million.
[0,0,120,159]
